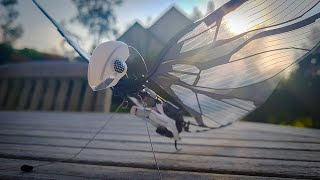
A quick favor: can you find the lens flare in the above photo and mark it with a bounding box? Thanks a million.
[225,15,249,34]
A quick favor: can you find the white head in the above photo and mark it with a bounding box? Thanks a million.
[88,41,129,91]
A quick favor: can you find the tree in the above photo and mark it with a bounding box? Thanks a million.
[206,1,215,15]
[191,7,203,21]
[71,0,122,51]
[0,0,23,44]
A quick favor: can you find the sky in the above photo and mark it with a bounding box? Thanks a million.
[13,0,227,55]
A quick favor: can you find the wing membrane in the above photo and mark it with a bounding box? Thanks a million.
[150,0,320,128]
[33,0,91,62]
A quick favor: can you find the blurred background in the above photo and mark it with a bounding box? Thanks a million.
[0,0,319,128]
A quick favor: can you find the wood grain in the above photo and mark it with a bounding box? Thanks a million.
[68,79,83,111]
[0,112,319,179]
[81,86,94,111]
[0,62,112,112]
[4,79,21,110]
[54,79,69,111]
[30,79,44,110]
[0,158,290,180]
[17,79,33,110]
[42,79,58,111]
[0,79,9,109]
[0,62,88,78]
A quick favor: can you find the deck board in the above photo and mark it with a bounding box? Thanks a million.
[1,158,295,180]
[0,111,319,179]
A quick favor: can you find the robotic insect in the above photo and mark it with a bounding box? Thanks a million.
[33,0,320,150]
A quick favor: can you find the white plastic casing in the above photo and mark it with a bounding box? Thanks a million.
[88,41,129,91]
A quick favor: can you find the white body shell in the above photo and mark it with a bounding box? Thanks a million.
[88,41,129,91]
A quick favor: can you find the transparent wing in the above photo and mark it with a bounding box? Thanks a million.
[32,0,91,62]
[150,0,320,128]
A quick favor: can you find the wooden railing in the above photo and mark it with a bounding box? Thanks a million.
[0,61,112,112]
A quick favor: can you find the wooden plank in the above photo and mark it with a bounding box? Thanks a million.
[2,142,319,170]
[0,112,320,178]
[1,126,320,144]
[0,132,319,151]
[1,113,319,148]
[54,79,69,111]
[0,158,286,180]
[0,146,319,178]
[68,79,82,111]
[229,121,320,138]
[0,123,313,141]
[4,79,22,110]
[0,112,319,141]
[1,123,319,148]
[0,115,319,160]
[0,62,88,78]
[81,85,94,111]
[93,91,106,112]
[30,79,44,110]
[0,123,318,148]
[42,79,58,111]
[0,136,319,162]
[104,88,112,112]
[17,79,33,110]
[0,79,9,109]
[1,111,318,138]
[0,61,97,112]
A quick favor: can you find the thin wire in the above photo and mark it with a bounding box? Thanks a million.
[145,122,163,180]
[128,46,149,73]
[138,95,163,180]
[8,100,126,171]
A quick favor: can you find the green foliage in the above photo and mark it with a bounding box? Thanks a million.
[0,43,65,64]
[244,47,320,129]
[71,0,122,50]
[191,7,203,21]
[17,48,46,59]
[280,117,314,128]
[206,1,215,15]
[0,0,23,44]
[0,42,13,64]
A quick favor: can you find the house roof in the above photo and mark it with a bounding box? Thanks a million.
[118,22,165,46]
[117,22,164,58]
[117,6,192,60]
[148,6,192,43]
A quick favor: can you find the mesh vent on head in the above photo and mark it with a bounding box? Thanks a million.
[114,59,125,73]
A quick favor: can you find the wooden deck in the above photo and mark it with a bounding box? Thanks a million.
[0,112,319,179]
